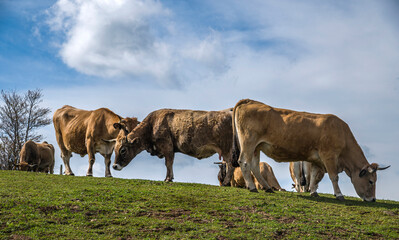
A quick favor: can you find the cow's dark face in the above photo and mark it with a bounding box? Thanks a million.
[217,163,227,186]
[112,135,144,171]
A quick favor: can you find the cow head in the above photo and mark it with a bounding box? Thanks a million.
[16,162,37,171]
[112,132,144,171]
[352,163,390,202]
[215,162,231,186]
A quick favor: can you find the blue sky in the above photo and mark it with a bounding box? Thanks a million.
[1,0,399,201]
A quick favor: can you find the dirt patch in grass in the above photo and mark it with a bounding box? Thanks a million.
[9,235,32,240]
[136,208,191,220]
[237,206,297,223]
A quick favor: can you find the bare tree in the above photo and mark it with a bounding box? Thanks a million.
[0,89,51,170]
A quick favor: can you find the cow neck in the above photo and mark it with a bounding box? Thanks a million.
[126,120,151,150]
[342,142,369,179]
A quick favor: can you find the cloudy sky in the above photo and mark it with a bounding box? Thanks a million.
[1,0,398,201]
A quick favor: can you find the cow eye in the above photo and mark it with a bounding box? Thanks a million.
[120,147,127,156]
[369,180,374,185]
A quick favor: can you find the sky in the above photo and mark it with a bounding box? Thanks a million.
[1,0,398,201]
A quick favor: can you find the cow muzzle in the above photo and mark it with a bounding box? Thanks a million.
[112,164,123,171]
[363,197,376,202]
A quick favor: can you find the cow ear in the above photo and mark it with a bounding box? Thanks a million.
[114,123,122,129]
[359,167,368,177]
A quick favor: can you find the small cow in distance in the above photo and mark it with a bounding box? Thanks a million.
[232,99,390,201]
[112,108,235,185]
[53,105,139,177]
[289,161,325,194]
[216,161,284,191]
[17,140,55,173]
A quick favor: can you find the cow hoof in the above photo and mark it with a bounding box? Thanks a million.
[164,179,173,183]
[310,192,319,197]
[249,188,258,193]
[265,188,274,193]
[65,173,75,176]
[105,175,113,178]
[336,195,345,201]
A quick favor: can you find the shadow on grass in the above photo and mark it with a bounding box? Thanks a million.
[297,195,398,209]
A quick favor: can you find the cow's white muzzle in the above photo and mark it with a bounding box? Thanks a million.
[113,164,123,171]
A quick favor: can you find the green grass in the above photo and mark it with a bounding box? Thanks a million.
[0,171,398,239]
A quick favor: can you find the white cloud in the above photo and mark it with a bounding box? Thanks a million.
[45,0,228,86]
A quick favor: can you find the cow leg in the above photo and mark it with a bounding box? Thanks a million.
[164,153,175,182]
[61,152,74,176]
[304,162,311,192]
[322,154,344,200]
[238,149,257,192]
[86,138,96,177]
[293,162,302,192]
[250,150,273,193]
[309,164,325,197]
[103,153,113,177]
[308,164,319,196]
[222,154,234,186]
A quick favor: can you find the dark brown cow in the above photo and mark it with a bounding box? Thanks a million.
[112,108,234,185]
[53,105,139,177]
[232,99,390,201]
[18,140,55,173]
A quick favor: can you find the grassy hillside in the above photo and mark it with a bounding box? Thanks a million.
[0,171,398,239]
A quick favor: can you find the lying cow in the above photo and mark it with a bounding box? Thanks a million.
[18,140,55,173]
[232,99,390,201]
[216,161,284,191]
[53,105,139,177]
[112,108,235,185]
[289,161,325,193]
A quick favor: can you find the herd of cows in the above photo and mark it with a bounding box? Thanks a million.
[16,99,390,202]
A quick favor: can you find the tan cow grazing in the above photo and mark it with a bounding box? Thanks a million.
[232,99,390,201]
[112,109,235,185]
[18,140,55,173]
[217,161,284,191]
[289,161,325,193]
[53,105,139,177]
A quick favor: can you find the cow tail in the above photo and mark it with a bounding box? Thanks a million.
[231,103,242,168]
[300,161,307,186]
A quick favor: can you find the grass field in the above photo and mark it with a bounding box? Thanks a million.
[0,171,398,239]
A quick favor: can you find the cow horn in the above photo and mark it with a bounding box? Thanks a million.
[102,138,116,143]
[377,164,391,170]
[214,162,223,165]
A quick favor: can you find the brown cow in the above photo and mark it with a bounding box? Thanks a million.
[217,161,284,191]
[18,140,55,173]
[53,105,139,177]
[232,99,390,201]
[112,108,235,185]
[289,161,325,193]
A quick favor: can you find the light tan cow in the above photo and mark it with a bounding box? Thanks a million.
[112,109,235,185]
[289,161,324,193]
[18,140,55,173]
[217,161,284,191]
[232,99,390,201]
[53,105,139,177]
